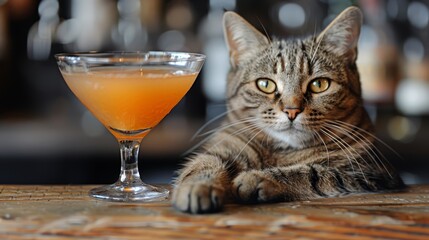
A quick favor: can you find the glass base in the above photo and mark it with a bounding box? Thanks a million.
[89,182,169,202]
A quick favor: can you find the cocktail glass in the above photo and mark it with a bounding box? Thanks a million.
[55,52,205,202]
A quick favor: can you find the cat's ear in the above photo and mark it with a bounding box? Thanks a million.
[317,6,362,62]
[223,11,269,68]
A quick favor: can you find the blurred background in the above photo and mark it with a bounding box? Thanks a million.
[0,0,428,185]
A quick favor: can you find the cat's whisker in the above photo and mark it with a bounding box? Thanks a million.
[182,133,214,157]
[308,130,318,147]
[325,123,382,167]
[197,117,259,138]
[319,127,358,177]
[261,126,270,147]
[204,126,259,154]
[314,130,330,166]
[300,118,330,163]
[257,17,272,44]
[231,127,265,163]
[327,119,397,173]
[184,116,259,156]
[320,128,354,166]
[324,122,392,178]
[205,123,261,153]
[320,126,369,184]
[208,125,261,155]
[310,37,323,64]
[301,118,319,150]
[232,123,262,137]
[329,120,403,160]
[308,20,318,57]
[191,107,241,141]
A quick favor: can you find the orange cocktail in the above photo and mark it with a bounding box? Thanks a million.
[62,67,197,140]
[55,52,205,202]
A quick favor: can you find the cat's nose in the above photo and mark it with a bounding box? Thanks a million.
[283,108,301,121]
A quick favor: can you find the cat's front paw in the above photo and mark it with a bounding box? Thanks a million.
[172,182,225,214]
[233,170,283,203]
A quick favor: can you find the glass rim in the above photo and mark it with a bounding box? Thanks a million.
[54,51,206,63]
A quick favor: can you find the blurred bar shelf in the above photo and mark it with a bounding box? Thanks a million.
[0,117,204,158]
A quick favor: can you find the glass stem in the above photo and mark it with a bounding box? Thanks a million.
[118,140,143,186]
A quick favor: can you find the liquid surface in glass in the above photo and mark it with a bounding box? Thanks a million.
[62,66,197,139]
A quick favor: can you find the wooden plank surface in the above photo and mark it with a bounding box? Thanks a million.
[1,185,429,239]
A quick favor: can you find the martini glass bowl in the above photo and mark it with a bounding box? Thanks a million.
[55,52,205,202]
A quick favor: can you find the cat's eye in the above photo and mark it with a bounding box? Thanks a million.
[309,78,330,93]
[256,78,277,94]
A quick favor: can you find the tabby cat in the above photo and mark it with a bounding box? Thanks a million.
[172,6,404,214]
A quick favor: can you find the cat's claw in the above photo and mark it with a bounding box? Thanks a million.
[172,183,224,214]
[233,171,283,203]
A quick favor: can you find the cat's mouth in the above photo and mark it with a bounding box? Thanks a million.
[264,123,312,147]
[276,121,306,132]
[283,126,306,133]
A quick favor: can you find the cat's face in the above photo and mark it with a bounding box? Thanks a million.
[223,7,363,148]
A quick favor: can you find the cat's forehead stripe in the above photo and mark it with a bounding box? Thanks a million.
[298,44,305,75]
[275,53,285,74]
[300,40,313,76]
[273,41,286,74]
[279,43,301,84]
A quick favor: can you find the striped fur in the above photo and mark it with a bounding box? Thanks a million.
[172,7,404,214]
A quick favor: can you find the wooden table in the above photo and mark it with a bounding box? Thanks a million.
[1,185,429,239]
